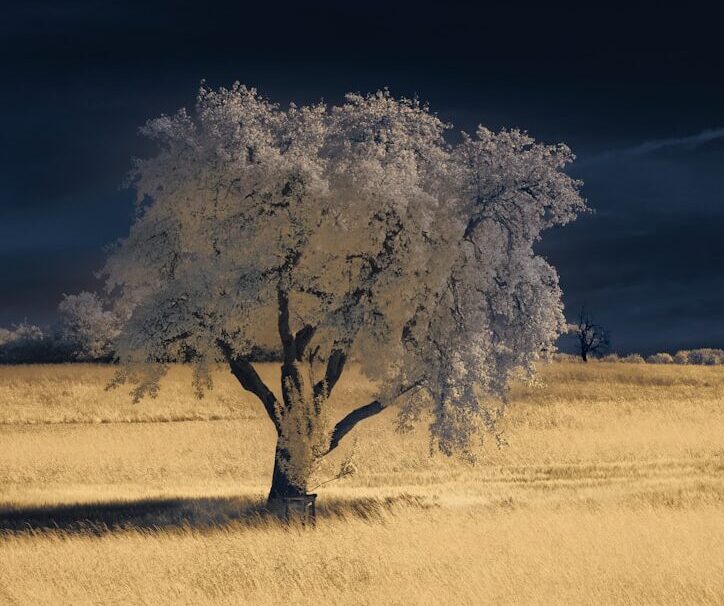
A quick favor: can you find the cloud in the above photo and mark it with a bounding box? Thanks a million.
[579,127,724,166]
[619,127,724,155]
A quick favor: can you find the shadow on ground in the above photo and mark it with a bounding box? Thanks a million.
[0,493,435,535]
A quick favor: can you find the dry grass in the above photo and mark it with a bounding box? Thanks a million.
[1,362,723,605]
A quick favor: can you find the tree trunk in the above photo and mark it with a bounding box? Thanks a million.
[267,438,305,505]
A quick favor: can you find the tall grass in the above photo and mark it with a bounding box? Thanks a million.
[1,362,723,604]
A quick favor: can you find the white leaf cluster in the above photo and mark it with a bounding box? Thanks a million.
[105,83,586,458]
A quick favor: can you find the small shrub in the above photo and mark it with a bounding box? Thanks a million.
[646,353,674,364]
[621,353,645,364]
[673,351,690,365]
[600,353,620,363]
[671,349,724,365]
[552,353,582,363]
[686,349,724,366]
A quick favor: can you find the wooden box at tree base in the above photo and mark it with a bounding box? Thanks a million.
[280,494,317,526]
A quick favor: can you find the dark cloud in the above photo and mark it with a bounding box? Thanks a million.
[540,136,724,354]
[1,1,723,354]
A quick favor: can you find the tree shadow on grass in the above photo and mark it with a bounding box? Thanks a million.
[0,493,435,536]
[0,496,267,535]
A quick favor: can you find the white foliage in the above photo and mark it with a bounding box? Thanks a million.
[56,292,120,361]
[105,83,586,459]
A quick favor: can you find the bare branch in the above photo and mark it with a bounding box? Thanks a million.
[327,400,384,453]
[218,341,281,433]
[325,381,425,454]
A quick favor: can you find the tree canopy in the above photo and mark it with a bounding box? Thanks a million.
[105,84,586,485]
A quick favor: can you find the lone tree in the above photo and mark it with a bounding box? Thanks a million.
[572,307,609,362]
[104,84,586,505]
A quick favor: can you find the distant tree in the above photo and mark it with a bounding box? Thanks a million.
[56,292,120,362]
[0,322,55,363]
[104,84,586,505]
[571,307,609,362]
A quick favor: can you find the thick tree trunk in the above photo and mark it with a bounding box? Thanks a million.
[267,439,305,505]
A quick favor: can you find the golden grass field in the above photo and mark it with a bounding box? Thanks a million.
[0,361,723,605]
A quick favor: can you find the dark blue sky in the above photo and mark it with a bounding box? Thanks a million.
[1,2,723,354]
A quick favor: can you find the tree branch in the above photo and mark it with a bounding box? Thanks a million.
[314,348,347,398]
[294,325,316,361]
[277,288,305,406]
[326,400,384,453]
[230,358,281,433]
[277,288,294,356]
[325,380,425,454]
[218,341,281,433]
